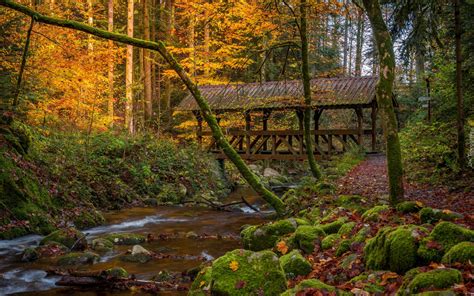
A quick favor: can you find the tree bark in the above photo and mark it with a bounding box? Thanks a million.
[354,8,364,77]
[12,17,34,108]
[143,0,152,126]
[107,0,114,126]
[300,0,322,179]
[126,0,134,134]
[87,0,93,51]
[0,0,286,214]
[454,0,465,169]
[362,0,404,204]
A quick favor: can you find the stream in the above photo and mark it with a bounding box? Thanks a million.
[0,187,271,295]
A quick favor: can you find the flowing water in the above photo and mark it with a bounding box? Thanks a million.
[0,187,271,295]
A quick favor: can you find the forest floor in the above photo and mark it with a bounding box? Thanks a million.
[336,154,474,218]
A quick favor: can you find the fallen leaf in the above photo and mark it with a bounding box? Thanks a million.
[276,241,289,255]
[229,260,239,272]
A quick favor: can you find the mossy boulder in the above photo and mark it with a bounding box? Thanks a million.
[73,210,105,230]
[104,233,146,245]
[396,201,423,213]
[294,225,326,254]
[320,218,347,234]
[40,228,86,251]
[57,251,99,266]
[413,291,457,296]
[365,225,424,273]
[441,241,474,264]
[419,208,463,224]
[338,222,356,236]
[91,238,114,252]
[20,247,39,262]
[399,268,462,295]
[281,279,348,296]
[417,222,474,263]
[120,245,153,263]
[335,239,352,257]
[362,205,390,222]
[241,219,297,251]
[322,233,340,250]
[279,250,311,278]
[353,226,370,243]
[189,266,213,296]
[104,267,129,278]
[195,249,287,295]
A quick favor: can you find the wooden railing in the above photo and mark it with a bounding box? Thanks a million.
[200,129,372,160]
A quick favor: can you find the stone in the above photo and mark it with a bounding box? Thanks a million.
[320,218,347,234]
[362,205,390,222]
[441,241,474,264]
[279,250,312,278]
[395,201,422,214]
[21,247,39,262]
[263,167,280,178]
[104,267,129,278]
[91,238,113,252]
[397,268,462,295]
[241,219,297,251]
[57,251,99,266]
[40,228,87,251]
[293,225,326,254]
[419,208,463,224]
[104,233,146,245]
[281,279,347,296]
[321,233,340,250]
[186,231,199,239]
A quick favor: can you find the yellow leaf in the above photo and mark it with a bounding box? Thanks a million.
[442,209,452,214]
[276,241,289,255]
[199,281,206,288]
[229,260,239,272]
[415,201,424,207]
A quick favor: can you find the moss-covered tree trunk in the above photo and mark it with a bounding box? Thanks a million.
[0,0,286,214]
[454,0,465,169]
[300,0,322,179]
[362,0,404,204]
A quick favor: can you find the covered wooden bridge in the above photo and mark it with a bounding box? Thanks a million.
[177,76,384,160]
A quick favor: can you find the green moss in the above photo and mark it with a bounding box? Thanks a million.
[21,247,39,262]
[441,241,474,264]
[313,182,336,195]
[209,249,287,295]
[338,222,356,236]
[189,266,212,296]
[396,201,422,213]
[413,291,456,296]
[57,252,99,266]
[320,217,347,234]
[364,225,420,273]
[104,267,128,278]
[91,238,114,252]
[120,253,152,263]
[417,222,474,263]
[73,210,105,230]
[104,233,146,245]
[353,226,370,243]
[322,233,340,250]
[294,225,326,254]
[336,239,352,256]
[281,279,349,296]
[362,205,390,222]
[419,208,463,224]
[279,250,311,278]
[241,219,297,251]
[40,228,86,250]
[406,269,462,295]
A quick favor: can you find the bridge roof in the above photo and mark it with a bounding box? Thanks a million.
[177,76,378,112]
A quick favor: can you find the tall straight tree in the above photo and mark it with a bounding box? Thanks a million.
[300,0,322,179]
[354,8,364,76]
[107,0,114,125]
[454,0,465,169]
[143,0,152,126]
[126,0,134,133]
[361,0,404,204]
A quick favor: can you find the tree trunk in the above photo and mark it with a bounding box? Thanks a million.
[143,0,152,126]
[0,0,286,214]
[87,0,93,51]
[454,0,465,169]
[203,8,210,77]
[12,17,34,108]
[355,8,364,77]
[107,0,114,126]
[362,0,404,205]
[300,0,322,179]
[162,0,174,124]
[342,1,349,75]
[188,12,195,77]
[126,0,134,134]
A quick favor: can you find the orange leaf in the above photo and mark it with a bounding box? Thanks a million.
[229,260,239,272]
[276,241,289,255]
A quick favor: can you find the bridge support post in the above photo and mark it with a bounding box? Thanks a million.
[356,107,363,146]
[314,109,323,148]
[245,111,251,156]
[193,111,203,148]
[371,102,377,152]
[296,109,304,155]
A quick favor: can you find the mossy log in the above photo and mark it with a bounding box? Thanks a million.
[0,0,285,214]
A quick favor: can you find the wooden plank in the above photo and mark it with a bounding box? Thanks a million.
[253,136,270,154]
[278,136,297,155]
[213,153,323,161]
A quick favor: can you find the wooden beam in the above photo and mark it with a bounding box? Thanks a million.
[193,111,203,147]
[355,107,363,145]
[371,101,377,152]
[314,109,323,145]
[245,111,251,155]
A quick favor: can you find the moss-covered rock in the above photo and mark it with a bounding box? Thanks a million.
[120,245,152,263]
[20,247,39,262]
[401,268,462,295]
[199,249,287,295]
[353,226,370,243]
[73,210,105,230]
[294,225,326,253]
[40,228,86,250]
[322,233,340,250]
[362,205,390,222]
[241,219,297,251]
[338,222,356,236]
[57,251,99,266]
[320,217,347,234]
[104,233,146,245]
[413,291,457,296]
[91,238,114,252]
[417,222,474,263]
[365,225,423,273]
[279,250,311,278]
[281,279,349,296]
[335,239,352,257]
[419,208,463,224]
[396,201,423,213]
[104,267,129,278]
[189,266,212,296]
[441,241,474,264]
